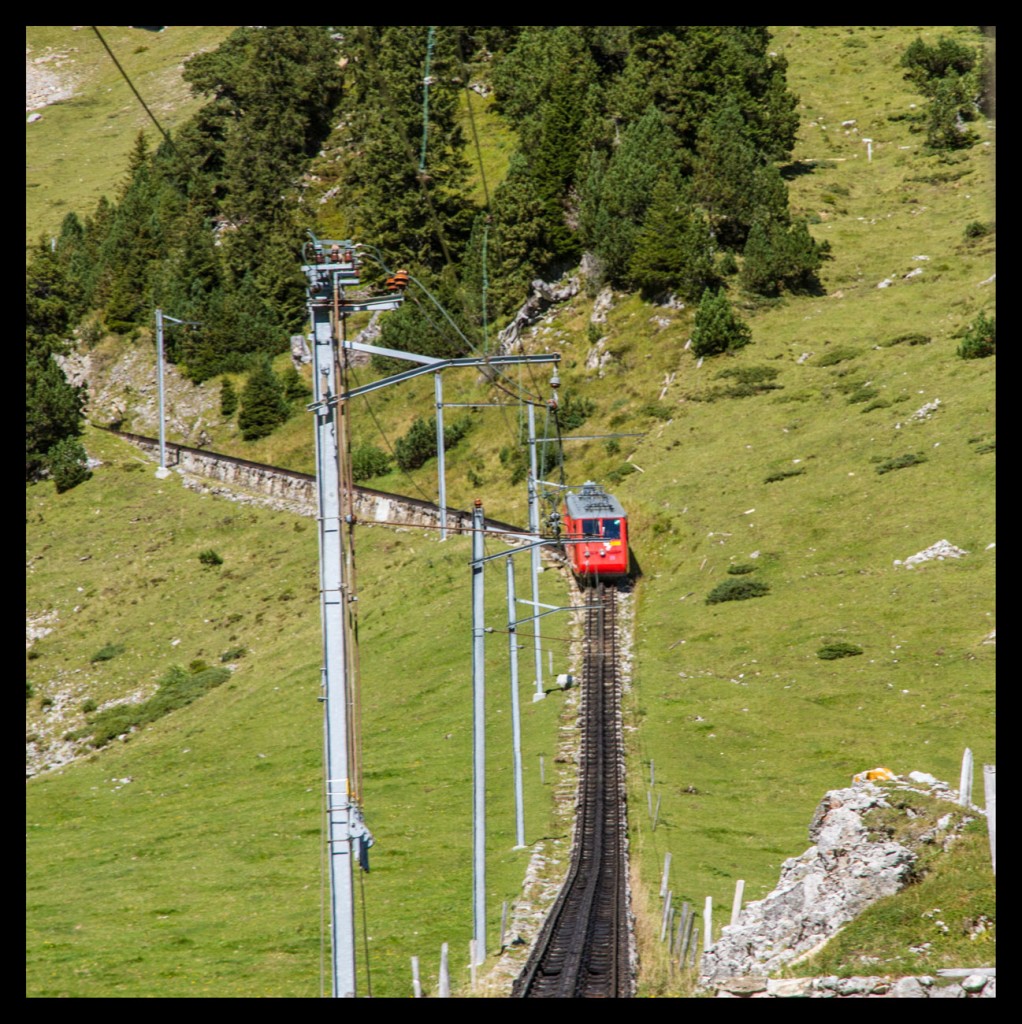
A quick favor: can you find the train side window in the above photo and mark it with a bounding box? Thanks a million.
[582,519,599,537]
[602,519,621,540]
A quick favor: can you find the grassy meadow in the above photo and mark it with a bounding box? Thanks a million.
[28,26,994,997]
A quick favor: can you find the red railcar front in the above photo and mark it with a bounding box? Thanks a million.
[562,482,629,580]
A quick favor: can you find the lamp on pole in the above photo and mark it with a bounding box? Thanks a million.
[153,309,199,479]
[154,308,170,479]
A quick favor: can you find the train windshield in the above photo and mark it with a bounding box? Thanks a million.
[602,519,621,540]
[582,519,600,537]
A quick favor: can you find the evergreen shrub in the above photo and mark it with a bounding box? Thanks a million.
[90,643,125,663]
[876,453,928,474]
[817,642,864,660]
[764,468,805,483]
[963,221,993,239]
[706,579,770,604]
[957,312,995,360]
[81,664,231,748]
[691,289,752,358]
[351,443,392,481]
[47,437,92,493]
[816,346,860,367]
[220,377,238,417]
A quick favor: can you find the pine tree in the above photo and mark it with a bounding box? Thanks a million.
[741,217,824,297]
[691,288,751,358]
[26,241,87,480]
[692,98,763,250]
[585,106,681,285]
[26,355,87,480]
[279,364,309,405]
[926,72,976,150]
[337,26,474,273]
[606,27,798,162]
[46,436,92,493]
[220,376,238,418]
[238,359,288,441]
[629,177,718,300]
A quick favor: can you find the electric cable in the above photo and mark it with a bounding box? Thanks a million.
[419,27,435,174]
[353,26,456,268]
[350,30,544,458]
[90,27,177,152]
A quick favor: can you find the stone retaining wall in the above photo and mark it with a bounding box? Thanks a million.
[125,435,486,535]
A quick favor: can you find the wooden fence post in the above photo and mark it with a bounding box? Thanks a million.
[660,852,672,899]
[652,793,662,831]
[500,901,508,950]
[411,956,422,998]
[983,764,996,875]
[703,897,713,952]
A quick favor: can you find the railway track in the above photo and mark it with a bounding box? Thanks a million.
[513,583,633,998]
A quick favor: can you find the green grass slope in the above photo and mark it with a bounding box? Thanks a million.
[27,428,575,997]
[26,26,237,254]
[27,25,994,997]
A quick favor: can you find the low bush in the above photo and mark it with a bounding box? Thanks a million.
[963,220,993,239]
[199,549,224,567]
[876,453,927,474]
[47,437,92,494]
[880,335,938,352]
[817,641,864,660]
[957,312,995,360]
[764,468,805,483]
[726,563,757,575]
[80,664,231,748]
[847,386,880,405]
[351,442,391,481]
[816,346,860,367]
[706,579,770,605]
[90,643,125,663]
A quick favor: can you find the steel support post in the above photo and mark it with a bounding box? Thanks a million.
[154,308,168,478]
[527,402,545,700]
[311,293,357,998]
[436,372,447,541]
[471,500,486,965]
[506,556,526,849]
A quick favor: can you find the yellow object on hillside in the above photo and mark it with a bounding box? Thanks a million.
[852,767,896,784]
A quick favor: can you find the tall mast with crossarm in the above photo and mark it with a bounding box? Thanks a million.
[302,237,405,997]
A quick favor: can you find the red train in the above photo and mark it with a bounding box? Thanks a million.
[562,481,630,581]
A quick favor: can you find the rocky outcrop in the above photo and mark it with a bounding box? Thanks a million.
[496,277,580,355]
[698,772,986,993]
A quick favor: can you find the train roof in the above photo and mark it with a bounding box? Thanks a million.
[564,481,626,520]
